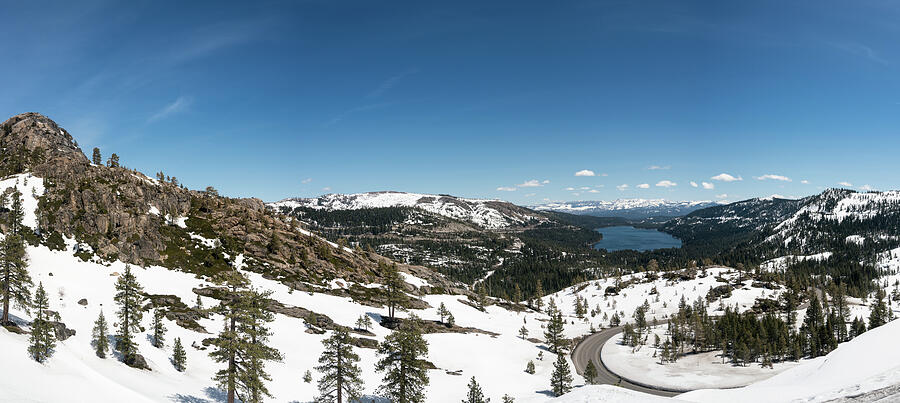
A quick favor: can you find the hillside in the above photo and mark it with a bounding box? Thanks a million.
[534,199,718,220]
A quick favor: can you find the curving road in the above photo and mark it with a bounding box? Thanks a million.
[571,326,682,397]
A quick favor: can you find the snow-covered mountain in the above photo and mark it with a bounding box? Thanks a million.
[270,191,546,229]
[533,199,719,219]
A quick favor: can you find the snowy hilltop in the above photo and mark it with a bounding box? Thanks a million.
[271,191,546,229]
[533,199,719,219]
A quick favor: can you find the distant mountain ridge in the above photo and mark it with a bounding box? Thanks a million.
[270,191,546,229]
[533,199,720,219]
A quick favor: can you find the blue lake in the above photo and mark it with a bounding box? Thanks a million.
[592,226,682,252]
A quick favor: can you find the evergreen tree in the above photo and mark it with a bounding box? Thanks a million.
[114,265,145,361]
[107,153,120,168]
[533,280,544,312]
[463,377,489,403]
[800,292,825,357]
[172,337,187,372]
[209,271,282,403]
[502,395,514,403]
[583,360,598,384]
[0,188,32,324]
[315,329,364,403]
[475,283,488,311]
[868,289,889,330]
[437,302,450,323]
[92,147,102,165]
[304,370,313,383]
[446,312,456,327]
[518,325,529,339]
[512,284,523,304]
[525,360,535,374]
[195,294,204,310]
[355,315,373,332]
[28,283,56,363]
[375,315,430,403]
[383,263,407,320]
[544,300,566,353]
[151,308,167,348]
[550,353,573,396]
[92,310,109,358]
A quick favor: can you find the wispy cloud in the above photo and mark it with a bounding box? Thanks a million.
[648,165,670,170]
[716,193,728,199]
[801,180,810,184]
[756,174,792,182]
[860,184,875,191]
[368,68,419,99]
[517,179,547,188]
[616,184,629,191]
[324,101,395,127]
[496,186,517,192]
[301,178,313,184]
[637,183,650,189]
[148,96,192,123]
[690,181,698,188]
[830,41,889,65]
[574,169,595,177]
[656,180,677,188]
[838,181,853,187]
[702,182,715,190]
[711,173,742,182]
[322,187,332,192]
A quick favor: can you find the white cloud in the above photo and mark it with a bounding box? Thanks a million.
[322,187,332,192]
[580,187,591,190]
[517,179,542,187]
[702,182,715,190]
[616,184,629,191]
[711,173,742,182]
[574,170,596,177]
[656,180,677,188]
[524,193,536,197]
[690,181,699,188]
[301,178,313,184]
[637,183,650,189]
[542,180,550,184]
[601,173,609,177]
[588,189,600,193]
[648,165,670,170]
[716,193,728,199]
[496,186,517,192]
[838,181,853,187]
[801,180,810,184]
[565,187,575,191]
[756,174,792,182]
[860,184,875,191]
[148,96,192,123]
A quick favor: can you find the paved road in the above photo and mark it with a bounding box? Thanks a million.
[571,326,683,397]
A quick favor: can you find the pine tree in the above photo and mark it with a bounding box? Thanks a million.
[463,377,489,403]
[446,312,455,327]
[437,302,449,324]
[114,265,145,361]
[383,263,407,320]
[28,283,56,363]
[315,329,364,403]
[375,315,430,403]
[512,284,523,305]
[172,337,187,372]
[544,300,566,353]
[209,272,282,403]
[355,315,373,332]
[583,360,598,384]
[502,394,514,403]
[195,294,204,310]
[0,189,32,325]
[304,370,313,383]
[475,283,488,311]
[525,360,535,374]
[92,310,109,358]
[518,325,529,339]
[534,280,544,312]
[868,289,889,330]
[151,308,167,348]
[92,147,102,165]
[107,153,120,168]
[550,353,573,396]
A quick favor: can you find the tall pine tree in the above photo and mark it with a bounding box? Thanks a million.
[172,337,187,372]
[92,310,109,358]
[376,315,430,403]
[1,188,32,325]
[463,377,488,403]
[550,353,573,396]
[114,265,145,362]
[28,282,56,363]
[151,308,167,348]
[315,328,364,403]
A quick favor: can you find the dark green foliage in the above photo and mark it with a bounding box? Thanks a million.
[172,337,187,372]
[463,377,488,403]
[151,308,167,348]
[1,188,32,324]
[382,262,407,320]
[376,316,430,403]
[316,329,364,403]
[550,353,573,396]
[583,361,598,384]
[92,147,102,165]
[525,360,535,374]
[92,310,109,358]
[868,289,890,329]
[114,265,145,360]
[543,299,565,354]
[28,283,56,363]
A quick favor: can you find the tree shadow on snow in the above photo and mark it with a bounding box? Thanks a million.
[288,395,389,403]
[168,387,228,403]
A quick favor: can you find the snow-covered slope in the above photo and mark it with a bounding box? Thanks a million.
[680,319,900,403]
[271,191,545,229]
[534,199,718,219]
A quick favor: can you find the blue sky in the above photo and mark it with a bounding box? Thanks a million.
[2,1,899,204]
